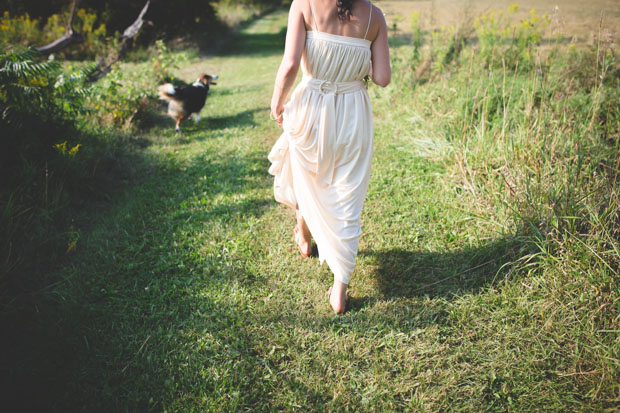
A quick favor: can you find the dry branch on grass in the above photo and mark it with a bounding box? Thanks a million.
[36,0,83,55]
[88,0,151,82]
[35,0,152,82]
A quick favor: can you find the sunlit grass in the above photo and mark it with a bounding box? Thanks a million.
[3,6,618,411]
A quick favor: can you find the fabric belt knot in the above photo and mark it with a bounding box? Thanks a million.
[319,80,338,95]
[302,77,366,184]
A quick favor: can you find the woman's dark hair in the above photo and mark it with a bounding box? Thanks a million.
[336,0,353,21]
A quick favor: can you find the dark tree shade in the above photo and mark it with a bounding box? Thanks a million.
[0,0,220,36]
[0,0,68,19]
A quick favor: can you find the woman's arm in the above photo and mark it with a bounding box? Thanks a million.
[271,0,306,127]
[370,7,390,87]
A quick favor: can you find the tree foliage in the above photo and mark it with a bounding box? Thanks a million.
[0,0,281,40]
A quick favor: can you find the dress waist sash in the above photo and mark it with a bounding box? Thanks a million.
[298,77,366,184]
[301,77,365,95]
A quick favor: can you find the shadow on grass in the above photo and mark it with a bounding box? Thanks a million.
[55,149,276,410]
[222,27,287,57]
[362,236,529,300]
[142,106,266,139]
[1,145,276,411]
[180,107,266,135]
[157,149,272,208]
[259,238,533,337]
[0,9,290,412]
[135,104,174,131]
[215,84,264,97]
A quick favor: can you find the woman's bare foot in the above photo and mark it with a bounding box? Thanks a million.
[294,208,312,257]
[328,281,349,314]
[293,225,312,257]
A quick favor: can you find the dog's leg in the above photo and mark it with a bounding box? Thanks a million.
[194,113,201,123]
[175,117,182,133]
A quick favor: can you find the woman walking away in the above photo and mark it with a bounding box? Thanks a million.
[268,0,390,314]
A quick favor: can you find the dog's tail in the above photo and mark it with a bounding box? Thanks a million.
[158,83,179,101]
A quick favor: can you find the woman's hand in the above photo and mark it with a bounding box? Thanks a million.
[271,102,284,128]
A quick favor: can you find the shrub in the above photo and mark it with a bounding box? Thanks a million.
[0,48,122,291]
[473,4,550,69]
[0,11,44,48]
[86,40,187,129]
[0,48,59,125]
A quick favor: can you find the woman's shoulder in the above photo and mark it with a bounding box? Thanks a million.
[366,2,387,42]
[290,0,312,29]
[290,0,306,14]
[369,2,385,22]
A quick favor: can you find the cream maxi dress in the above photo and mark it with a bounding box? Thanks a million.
[268,3,373,285]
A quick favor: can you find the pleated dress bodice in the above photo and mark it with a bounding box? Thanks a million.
[302,30,371,82]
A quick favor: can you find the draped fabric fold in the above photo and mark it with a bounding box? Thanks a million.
[318,87,335,185]
[268,30,373,284]
[301,78,366,185]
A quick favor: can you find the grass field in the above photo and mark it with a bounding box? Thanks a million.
[377,0,620,45]
[2,3,619,411]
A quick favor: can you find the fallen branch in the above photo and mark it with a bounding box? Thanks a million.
[88,0,151,82]
[36,0,83,55]
[122,0,150,40]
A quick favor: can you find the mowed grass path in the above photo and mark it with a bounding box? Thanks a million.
[25,10,612,412]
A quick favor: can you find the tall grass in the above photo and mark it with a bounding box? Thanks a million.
[385,4,620,405]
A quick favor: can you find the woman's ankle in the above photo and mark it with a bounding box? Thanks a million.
[330,281,348,314]
[295,213,311,243]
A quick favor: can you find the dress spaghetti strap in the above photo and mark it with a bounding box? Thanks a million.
[364,2,373,40]
[308,0,319,31]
